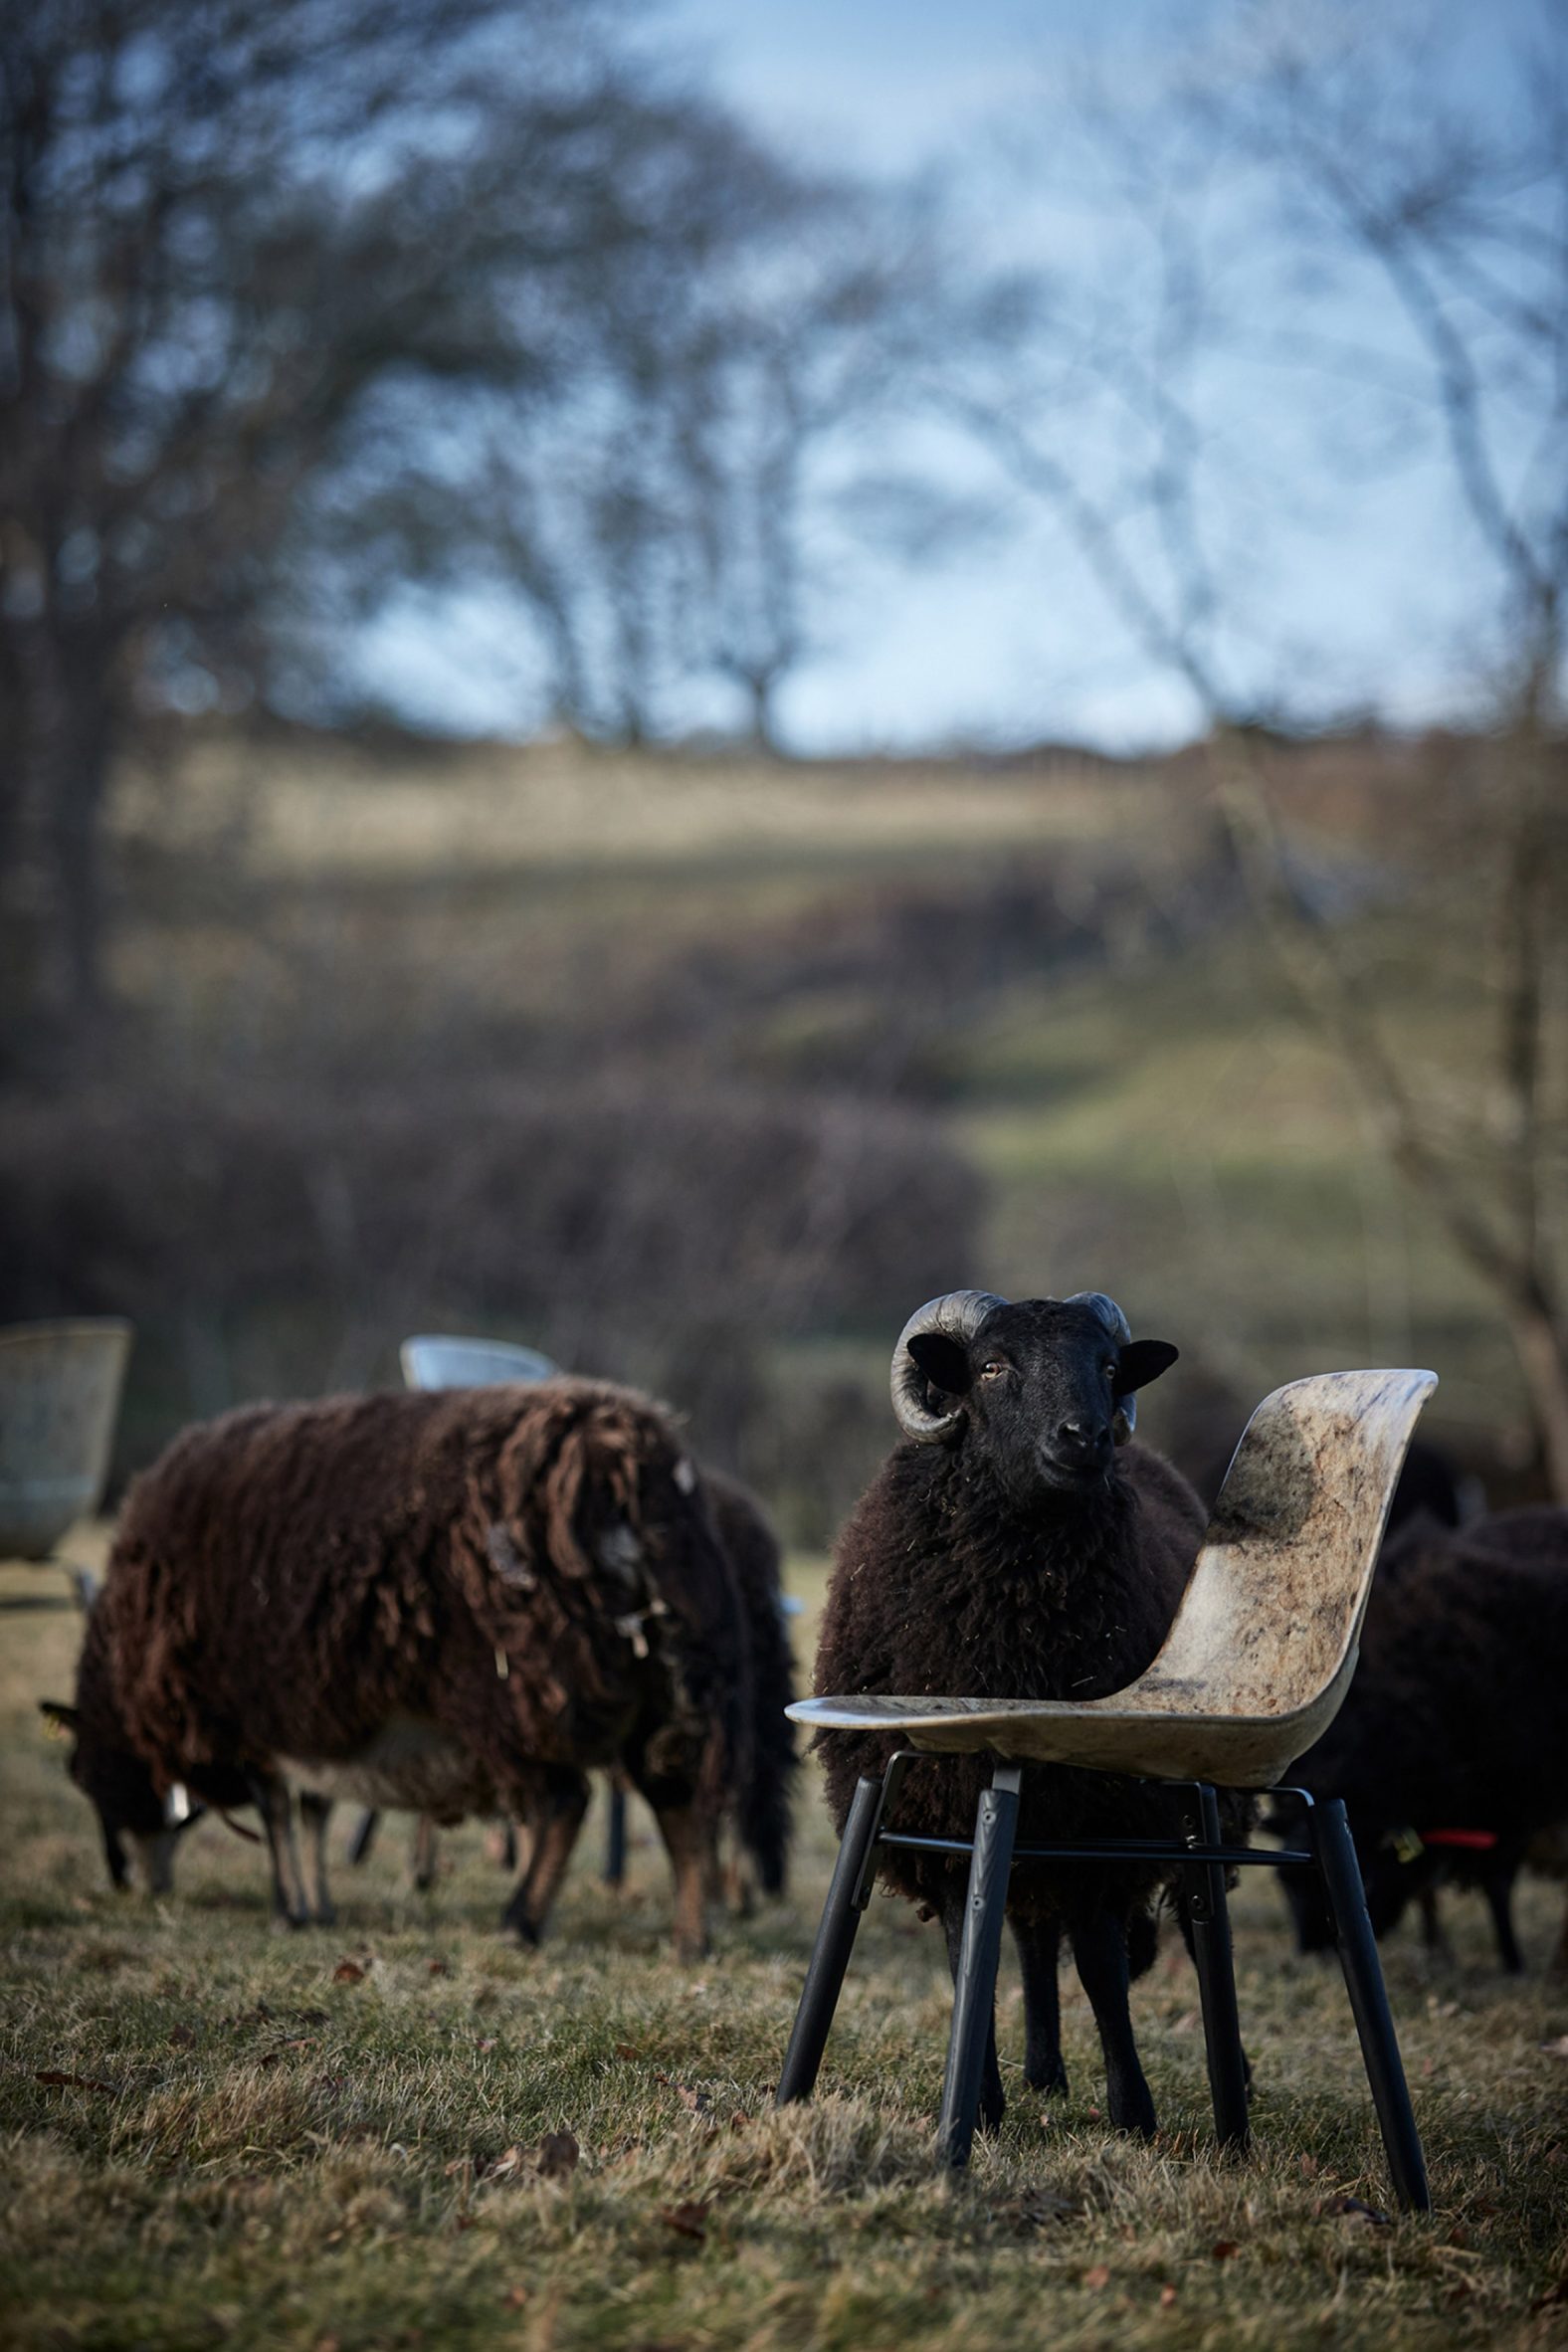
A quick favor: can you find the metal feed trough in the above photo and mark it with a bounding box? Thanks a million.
[0,1319,132,1565]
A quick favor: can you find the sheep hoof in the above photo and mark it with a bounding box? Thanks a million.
[1108,2092,1157,2139]
[1026,2060,1070,2097]
[500,1915,541,1949]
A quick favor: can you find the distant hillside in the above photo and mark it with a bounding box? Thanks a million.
[3,720,1532,1535]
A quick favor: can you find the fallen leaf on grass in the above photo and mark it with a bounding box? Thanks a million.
[35,2069,115,2095]
[331,1959,367,1985]
[168,2023,198,2050]
[655,2071,711,2113]
[501,2287,528,2310]
[1082,2264,1111,2290]
[658,2201,709,2243]
[487,2145,525,2183]
[427,1960,449,1978]
[537,2130,579,2179]
[1159,2284,1178,2310]
[1320,2196,1390,2228]
[613,2042,640,2060]
[1212,2241,1240,2260]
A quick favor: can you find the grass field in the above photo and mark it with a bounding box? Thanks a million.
[6,1543,1568,2352]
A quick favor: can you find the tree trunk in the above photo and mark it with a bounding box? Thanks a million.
[9,624,120,1051]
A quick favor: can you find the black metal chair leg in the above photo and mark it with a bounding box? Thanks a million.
[776,1773,884,2106]
[1180,1783,1250,2150]
[1310,1797,1431,2213]
[937,1761,1022,2169]
[603,1784,628,1887]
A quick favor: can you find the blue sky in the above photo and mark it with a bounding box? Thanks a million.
[359,1,1553,753]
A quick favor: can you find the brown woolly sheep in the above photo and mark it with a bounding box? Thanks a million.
[48,1379,750,1957]
[341,1464,797,1907]
[814,1287,1220,2138]
[1274,1504,1568,1974]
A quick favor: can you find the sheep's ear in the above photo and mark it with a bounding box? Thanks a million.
[39,1700,79,1736]
[1115,1339,1179,1395]
[905,1332,973,1398]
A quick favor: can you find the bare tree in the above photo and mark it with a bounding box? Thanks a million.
[0,0,737,1049]
[440,138,926,751]
[949,6,1568,1489]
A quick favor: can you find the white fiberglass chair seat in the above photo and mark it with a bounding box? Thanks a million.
[399,1334,558,1392]
[792,1368,1436,1790]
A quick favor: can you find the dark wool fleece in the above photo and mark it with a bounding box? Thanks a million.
[1294,1503,1568,1836]
[701,1468,797,1893]
[98,1380,748,1824]
[815,1439,1210,1925]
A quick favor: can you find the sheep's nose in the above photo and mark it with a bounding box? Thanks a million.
[1056,1418,1109,1463]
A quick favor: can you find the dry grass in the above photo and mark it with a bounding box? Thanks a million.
[5,1546,1568,2351]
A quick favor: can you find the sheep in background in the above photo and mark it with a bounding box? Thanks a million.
[343,1463,798,1908]
[814,1287,1220,2138]
[48,1379,750,1957]
[1274,1504,1568,1974]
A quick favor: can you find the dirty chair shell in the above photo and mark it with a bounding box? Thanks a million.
[0,1318,132,1563]
[398,1334,558,1392]
[779,1367,1439,2210]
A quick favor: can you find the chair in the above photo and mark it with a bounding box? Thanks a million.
[0,1318,132,1571]
[399,1333,558,1392]
[777,1367,1438,2211]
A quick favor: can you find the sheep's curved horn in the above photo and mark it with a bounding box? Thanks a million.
[890,1289,1008,1442]
[1061,1290,1132,1343]
[1061,1288,1138,1444]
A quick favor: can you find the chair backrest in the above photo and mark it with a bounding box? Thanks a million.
[0,1318,133,1560]
[400,1334,558,1392]
[1140,1367,1437,1737]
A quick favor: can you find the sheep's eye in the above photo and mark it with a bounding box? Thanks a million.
[980,1360,1007,1381]
[1102,1361,1118,1382]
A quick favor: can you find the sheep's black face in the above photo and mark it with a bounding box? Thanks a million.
[905,1299,1178,1500]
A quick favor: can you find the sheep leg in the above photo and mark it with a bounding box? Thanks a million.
[98,1814,131,1891]
[1013,1917,1068,2095]
[411,1815,438,1890]
[347,1809,380,1867]
[1481,1865,1524,1975]
[500,1770,589,1947]
[940,1887,1007,2135]
[1551,1892,1568,1979]
[1417,1880,1454,1962]
[485,1819,519,1871]
[1068,1908,1156,2138]
[247,1771,308,1927]
[650,1799,712,1964]
[128,1830,179,1896]
[296,1792,336,1926]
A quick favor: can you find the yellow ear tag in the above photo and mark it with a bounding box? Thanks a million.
[494,1647,510,1680]
[1390,1827,1424,1865]
[41,1712,73,1742]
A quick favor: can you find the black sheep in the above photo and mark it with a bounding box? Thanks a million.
[1274,1505,1568,1974]
[814,1287,1215,2136]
